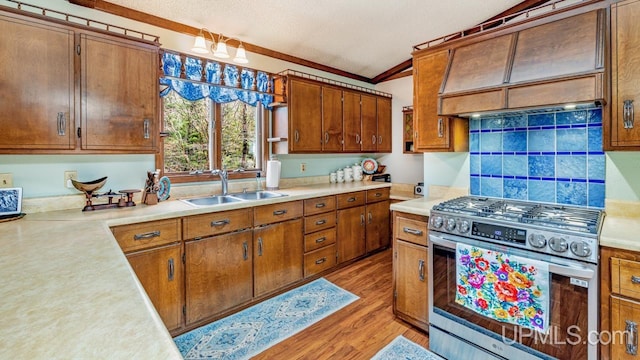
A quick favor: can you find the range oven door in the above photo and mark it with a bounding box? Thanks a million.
[429,233,598,360]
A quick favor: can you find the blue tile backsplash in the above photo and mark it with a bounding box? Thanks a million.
[469,108,605,208]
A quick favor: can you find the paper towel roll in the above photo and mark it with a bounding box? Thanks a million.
[266,159,281,190]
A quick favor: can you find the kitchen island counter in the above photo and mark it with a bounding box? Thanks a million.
[0,181,390,359]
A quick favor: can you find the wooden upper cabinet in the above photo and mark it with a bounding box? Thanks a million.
[510,10,601,83]
[413,49,468,152]
[442,34,514,94]
[288,78,323,152]
[322,86,343,152]
[376,97,392,153]
[342,91,362,152]
[610,0,640,149]
[80,33,158,151]
[0,13,75,151]
[361,94,378,152]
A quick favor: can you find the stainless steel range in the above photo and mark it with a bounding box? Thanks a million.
[427,196,604,360]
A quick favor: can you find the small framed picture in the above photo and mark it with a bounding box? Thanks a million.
[0,187,23,216]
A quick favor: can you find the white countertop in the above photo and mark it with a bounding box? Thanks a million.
[0,181,390,359]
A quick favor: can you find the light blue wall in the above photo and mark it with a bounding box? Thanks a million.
[277,154,382,178]
[0,155,155,198]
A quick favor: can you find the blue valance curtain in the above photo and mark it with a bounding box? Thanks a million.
[159,52,273,108]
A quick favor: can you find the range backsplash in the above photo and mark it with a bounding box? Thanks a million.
[469,107,605,208]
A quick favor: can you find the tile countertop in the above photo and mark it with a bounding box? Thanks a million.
[0,181,390,359]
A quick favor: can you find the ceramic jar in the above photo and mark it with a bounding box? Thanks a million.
[336,169,345,183]
[344,167,354,182]
[352,164,363,181]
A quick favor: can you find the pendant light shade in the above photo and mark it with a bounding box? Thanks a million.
[191,31,209,54]
[233,43,249,64]
[191,28,248,63]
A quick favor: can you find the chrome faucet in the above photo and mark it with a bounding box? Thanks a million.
[211,169,229,195]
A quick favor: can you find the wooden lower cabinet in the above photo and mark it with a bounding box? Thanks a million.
[337,205,366,263]
[394,240,428,330]
[366,200,390,253]
[392,211,429,331]
[127,243,184,332]
[611,296,640,359]
[254,218,304,297]
[184,229,253,325]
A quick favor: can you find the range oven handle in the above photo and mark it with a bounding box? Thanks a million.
[429,234,596,280]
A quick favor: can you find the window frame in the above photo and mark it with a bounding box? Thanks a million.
[157,95,270,184]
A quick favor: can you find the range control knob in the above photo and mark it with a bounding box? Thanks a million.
[431,216,443,229]
[445,218,457,231]
[549,237,568,253]
[458,220,470,234]
[528,233,547,248]
[570,241,592,258]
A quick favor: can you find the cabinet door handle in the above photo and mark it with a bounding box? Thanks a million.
[294,130,300,142]
[624,100,635,129]
[414,131,418,141]
[626,320,638,355]
[378,135,382,144]
[315,237,326,244]
[243,241,248,261]
[360,214,365,226]
[368,212,372,224]
[315,219,327,225]
[168,258,175,281]
[257,237,263,256]
[418,259,425,282]
[315,257,327,265]
[315,203,326,208]
[57,112,66,136]
[325,132,329,144]
[355,134,360,144]
[143,118,150,139]
[632,275,640,284]
[133,230,160,240]
[273,209,287,216]
[347,197,356,202]
[372,135,377,145]
[437,118,444,137]
[403,227,423,236]
[210,219,230,227]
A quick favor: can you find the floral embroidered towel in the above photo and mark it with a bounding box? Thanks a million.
[455,243,550,333]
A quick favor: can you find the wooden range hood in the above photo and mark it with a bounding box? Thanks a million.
[437,8,606,117]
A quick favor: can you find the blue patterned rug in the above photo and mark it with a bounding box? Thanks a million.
[174,278,359,359]
[371,336,444,360]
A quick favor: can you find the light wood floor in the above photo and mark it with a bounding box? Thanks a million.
[253,248,430,359]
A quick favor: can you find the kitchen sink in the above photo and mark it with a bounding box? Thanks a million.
[228,190,287,200]
[182,195,244,207]
[182,191,287,207]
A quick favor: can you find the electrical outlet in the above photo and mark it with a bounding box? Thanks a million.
[64,171,78,188]
[300,163,306,172]
[0,173,13,188]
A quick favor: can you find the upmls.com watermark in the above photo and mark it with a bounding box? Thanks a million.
[502,325,629,346]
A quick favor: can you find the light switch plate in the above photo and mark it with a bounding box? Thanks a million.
[0,173,13,188]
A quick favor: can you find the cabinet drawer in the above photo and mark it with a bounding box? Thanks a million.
[611,258,640,300]
[111,218,181,253]
[183,208,252,240]
[254,200,303,226]
[304,212,336,234]
[336,191,366,209]
[304,196,336,215]
[394,216,428,246]
[366,187,390,203]
[304,228,337,252]
[304,244,337,277]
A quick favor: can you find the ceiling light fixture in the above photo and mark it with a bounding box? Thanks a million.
[191,28,249,64]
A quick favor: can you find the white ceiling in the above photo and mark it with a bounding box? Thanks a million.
[107,0,525,79]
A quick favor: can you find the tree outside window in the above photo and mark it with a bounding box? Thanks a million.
[162,90,262,178]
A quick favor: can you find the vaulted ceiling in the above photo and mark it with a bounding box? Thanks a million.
[73,0,552,83]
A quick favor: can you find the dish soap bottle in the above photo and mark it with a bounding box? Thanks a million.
[256,172,262,191]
